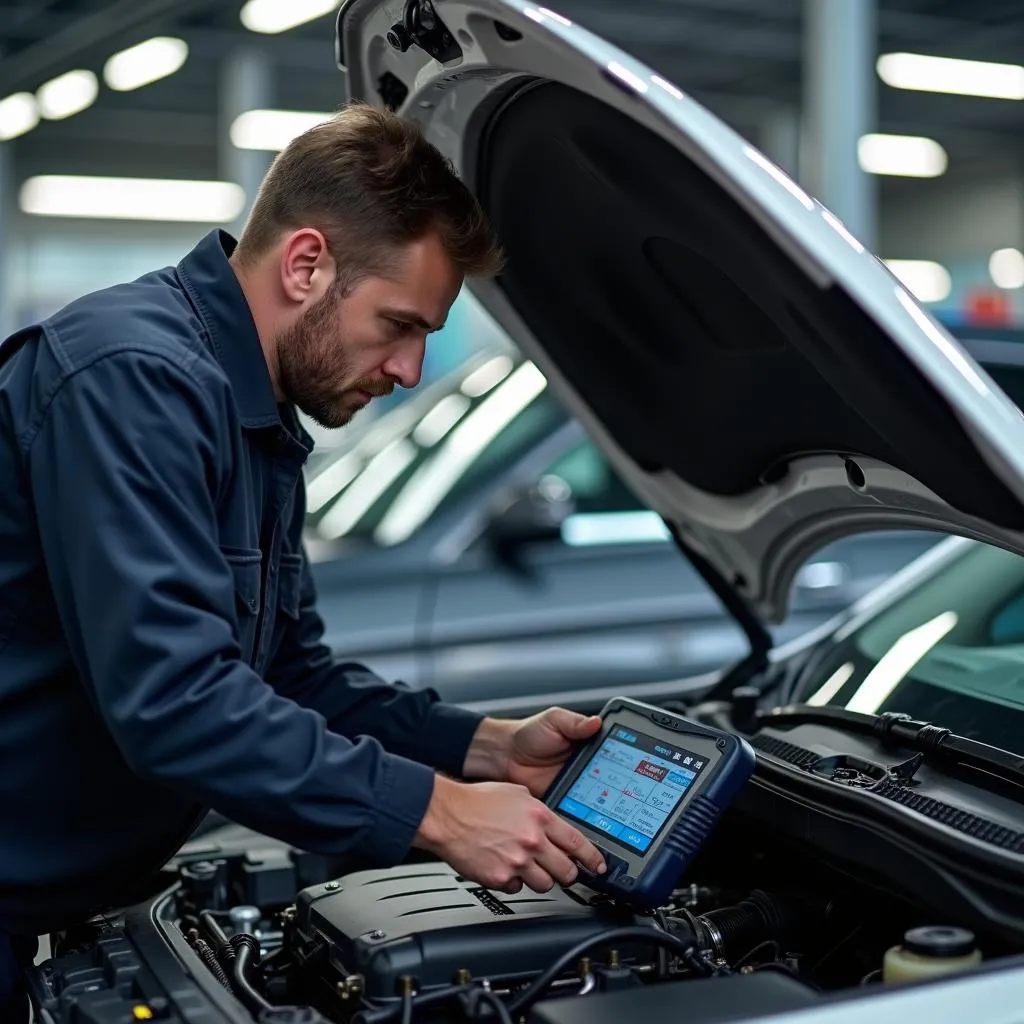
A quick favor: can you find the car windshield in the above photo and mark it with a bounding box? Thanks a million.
[796,538,1024,755]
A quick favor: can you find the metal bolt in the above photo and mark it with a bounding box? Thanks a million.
[337,976,364,1000]
[369,929,386,940]
[455,968,471,985]
[325,881,340,891]
[400,975,415,996]
[578,957,591,978]
[608,949,621,968]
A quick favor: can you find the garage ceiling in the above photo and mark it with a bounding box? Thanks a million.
[3,0,1024,190]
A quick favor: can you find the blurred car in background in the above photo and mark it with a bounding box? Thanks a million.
[303,347,941,704]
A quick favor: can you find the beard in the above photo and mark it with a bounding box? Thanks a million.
[276,289,393,429]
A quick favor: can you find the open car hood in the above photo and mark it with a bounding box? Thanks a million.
[337,0,1024,623]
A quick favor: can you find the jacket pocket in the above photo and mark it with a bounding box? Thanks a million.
[222,548,262,663]
[277,552,304,621]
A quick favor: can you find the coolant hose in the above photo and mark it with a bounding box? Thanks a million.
[506,925,707,1017]
[230,933,273,1016]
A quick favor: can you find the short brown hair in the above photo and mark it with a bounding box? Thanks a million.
[235,102,503,288]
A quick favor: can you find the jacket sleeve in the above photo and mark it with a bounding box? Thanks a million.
[263,537,484,778]
[27,348,435,864]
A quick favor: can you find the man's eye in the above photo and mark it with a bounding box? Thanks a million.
[389,318,410,333]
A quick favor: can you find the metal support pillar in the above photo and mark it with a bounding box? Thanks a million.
[760,105,801,179]
[801,0,877,249]
[218,48,273,240]
[0,143,17,338]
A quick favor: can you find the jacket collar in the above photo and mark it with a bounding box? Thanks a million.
[176,229,281,430]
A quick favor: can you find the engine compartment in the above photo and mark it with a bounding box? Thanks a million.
[29,798,1019,1024]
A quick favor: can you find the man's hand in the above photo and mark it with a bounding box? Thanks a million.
[506,708,602,796]
[463,709,602,797]
[414,775,606,894]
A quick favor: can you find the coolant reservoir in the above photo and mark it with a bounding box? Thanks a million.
[883,926,982,984]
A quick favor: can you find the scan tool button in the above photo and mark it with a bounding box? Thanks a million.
[575,844,613,885]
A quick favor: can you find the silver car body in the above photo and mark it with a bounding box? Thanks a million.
[338,0,1024,1017]
[338,0,1024,625]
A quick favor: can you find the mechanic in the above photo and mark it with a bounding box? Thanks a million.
[0,103,606,1019]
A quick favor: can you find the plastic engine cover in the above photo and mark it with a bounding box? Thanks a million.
[295,863,655,998]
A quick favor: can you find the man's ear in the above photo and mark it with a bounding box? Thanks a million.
[280,229,334,304]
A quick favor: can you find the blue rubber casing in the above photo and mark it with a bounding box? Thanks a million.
[544,697,756,910]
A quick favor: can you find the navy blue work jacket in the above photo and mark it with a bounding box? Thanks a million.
[0,230,482,935]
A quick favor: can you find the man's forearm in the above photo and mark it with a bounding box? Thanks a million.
[462,717,517,780]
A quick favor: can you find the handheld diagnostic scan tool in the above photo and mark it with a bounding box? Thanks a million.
[545,697,756,909]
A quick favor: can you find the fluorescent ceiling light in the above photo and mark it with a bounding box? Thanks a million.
[877,52,1024,100]
[240,0,337,34]
[989,248,1024,290]
[858,133,947,178]
[36,69,98,120]
[104,36,188,92]
[884,259,951,303]
[230,109,332,151]
[0,92,39,141]
[20,175,246,223]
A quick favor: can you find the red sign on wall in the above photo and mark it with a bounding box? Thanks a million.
[965,287,1012,326]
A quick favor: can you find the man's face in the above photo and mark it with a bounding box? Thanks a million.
[277,233,462,429]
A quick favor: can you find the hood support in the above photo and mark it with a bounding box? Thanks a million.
[670,525,772,700]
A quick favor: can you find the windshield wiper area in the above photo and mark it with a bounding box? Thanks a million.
[754,704,1024,793]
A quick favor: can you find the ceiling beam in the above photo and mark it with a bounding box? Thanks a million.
[22,109,217,146]
[183,30,340,72]
[554,7,799,60]
[0,9,76,41]
[0,0,222,93]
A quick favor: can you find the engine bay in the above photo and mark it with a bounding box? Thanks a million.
[28,695,1024,1024]
[29,783,1021,1024]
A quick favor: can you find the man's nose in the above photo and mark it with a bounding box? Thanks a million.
[382,337,426,391]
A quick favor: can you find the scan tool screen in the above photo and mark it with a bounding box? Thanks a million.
[556,727,708,855]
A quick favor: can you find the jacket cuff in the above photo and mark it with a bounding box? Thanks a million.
[420,703,486,777]
[364,754,436,865]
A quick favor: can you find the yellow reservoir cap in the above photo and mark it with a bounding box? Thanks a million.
[132,1006,154,1021]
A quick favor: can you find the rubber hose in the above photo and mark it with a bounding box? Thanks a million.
[468,989,514,1024]
[351,985,474,1024]
[506,925,704,1017]
[701,891,788,954]
[230,933,273,1016]
[200,910,231,949]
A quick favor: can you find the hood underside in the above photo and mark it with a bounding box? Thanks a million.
[338,0,1024,622]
